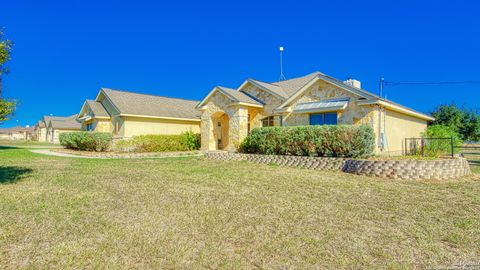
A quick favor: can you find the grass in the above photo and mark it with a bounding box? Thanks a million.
[0,139,58,148]
[0,148,479,269]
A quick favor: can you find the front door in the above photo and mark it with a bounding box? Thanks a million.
[214,120,224,149]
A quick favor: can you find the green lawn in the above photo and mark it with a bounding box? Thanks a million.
[0,148,479,269]
[0,139,58,148]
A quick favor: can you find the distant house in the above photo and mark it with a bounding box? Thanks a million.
[34,120,47,142]
[196,71,434,155]
[45,115,81,143]
[34,115,81,143]
[0,126,34,140]
[76,88,201,138]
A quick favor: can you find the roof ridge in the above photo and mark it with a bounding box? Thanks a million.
[102,88,200,103]
[270,71,323,85]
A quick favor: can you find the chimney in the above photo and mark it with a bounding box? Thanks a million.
[344,78,361,89]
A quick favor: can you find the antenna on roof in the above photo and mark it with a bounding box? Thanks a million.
[279,46,286,81]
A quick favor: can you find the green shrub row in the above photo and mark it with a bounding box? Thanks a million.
[239,125,375,158]
[59,131,112,152]
[114,131,201,153]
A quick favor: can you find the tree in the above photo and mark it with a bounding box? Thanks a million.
[431,104,464,130]
[0,29,15,122]
[431,104,480,142]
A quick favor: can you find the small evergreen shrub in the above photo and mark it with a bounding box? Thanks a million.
[113,131,201,152]
[59,132,112,152]
[240,125,375,158]
[420,125,462,157]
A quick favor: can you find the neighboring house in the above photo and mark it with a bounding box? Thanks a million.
[76,88,201,138]
[45,115,82,143]
[196,71,434,155]
[34,120,47,142]
[0,126,35,140]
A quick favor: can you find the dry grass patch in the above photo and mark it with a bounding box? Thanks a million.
[0,148,479,269]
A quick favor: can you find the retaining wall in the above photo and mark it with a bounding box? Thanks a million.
[205,152,471,180]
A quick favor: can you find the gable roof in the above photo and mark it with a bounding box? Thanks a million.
[37,120,46,128]
[0,126,34,134]
[196,86,264,108]
[100,88,201,121]
[47,115,81,130]
[85,100,110,118]
[205,71,433,121]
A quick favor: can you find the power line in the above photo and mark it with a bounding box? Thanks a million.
[384,80,480,86]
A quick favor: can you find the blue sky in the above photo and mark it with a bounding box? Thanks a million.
[1,0,479,127]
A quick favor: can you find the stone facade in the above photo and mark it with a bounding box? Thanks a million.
[282,81,375,127]
[205,152,471,180]
[200,92,249,151]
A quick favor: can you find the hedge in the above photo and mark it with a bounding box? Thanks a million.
[114,131,201,153]
[239,125,375,158]
[59,131,112,152]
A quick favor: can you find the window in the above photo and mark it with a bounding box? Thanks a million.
[86,123,94,131]
[261,116,275,127]
[309,112,338,125]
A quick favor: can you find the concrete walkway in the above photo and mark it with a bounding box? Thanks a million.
[30,149,97,158]
[29,149,204,159]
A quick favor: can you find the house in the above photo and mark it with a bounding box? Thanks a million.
[34,120,47,142]
[44,115,81,143]
[196,71,434,155]
[76,88,201,138]
[0,126,35,140]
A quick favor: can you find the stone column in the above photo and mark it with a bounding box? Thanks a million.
[227,105,249,152]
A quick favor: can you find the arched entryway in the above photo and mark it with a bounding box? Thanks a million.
[210,111,229,150]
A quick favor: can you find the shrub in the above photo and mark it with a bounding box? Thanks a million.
[59,132,112,152]
[421,125,463,157]
[239,125,375,158]
[113,131,201,153]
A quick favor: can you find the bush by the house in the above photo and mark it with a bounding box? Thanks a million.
[59,131,112,152]
[420,124,463,157]
[113,131,201,152]
[239,125,375,158]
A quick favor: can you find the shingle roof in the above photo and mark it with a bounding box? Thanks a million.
[248,79,288,99]
[102,88,201,120]
[270,72,322,97]
[86,100,110,117]
[0,126,34,134]
[48,115,81,130]
[217,86,264,106]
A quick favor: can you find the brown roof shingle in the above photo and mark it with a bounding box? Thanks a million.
[102,88,201,120]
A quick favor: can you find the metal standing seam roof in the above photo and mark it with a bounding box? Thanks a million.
[293,98,350,113]
[101,88,202,120]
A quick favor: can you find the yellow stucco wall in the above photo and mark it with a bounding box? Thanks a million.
[122,116,200,138]
[383,109,428,155]
[81,119,113,133]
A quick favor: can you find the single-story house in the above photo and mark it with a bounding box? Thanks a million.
[45,115,82,143]
[35,115,80,142]
[34,120,47,142]
[0,126,35,140]
[76,88,201,138]
[196,71,434,155]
